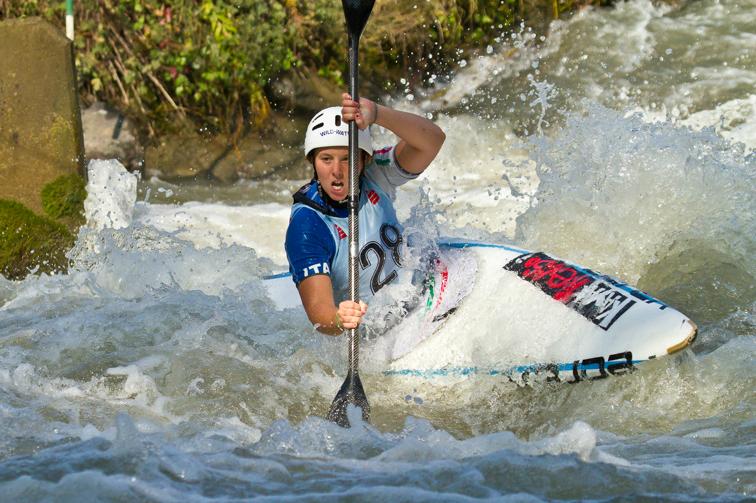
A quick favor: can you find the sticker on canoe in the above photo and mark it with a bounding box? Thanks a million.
[504,252,666,331]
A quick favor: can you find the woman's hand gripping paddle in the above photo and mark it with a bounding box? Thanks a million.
[326,0,375,428]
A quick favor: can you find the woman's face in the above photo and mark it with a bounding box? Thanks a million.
[313,147,363,202]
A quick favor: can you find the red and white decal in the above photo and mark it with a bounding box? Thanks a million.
[505,252,637,330]
[367,190,380,205]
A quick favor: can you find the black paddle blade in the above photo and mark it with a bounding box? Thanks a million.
[327,369,370,428]
[342,0,375,39]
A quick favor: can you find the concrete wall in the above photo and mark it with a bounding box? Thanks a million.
[0,17,85,214]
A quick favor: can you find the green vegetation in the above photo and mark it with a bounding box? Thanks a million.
[0,200,74,280]
[41,174,87,226]
[1,0,610,140]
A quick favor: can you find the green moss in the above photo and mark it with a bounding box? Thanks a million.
[0,199,74,280]
[40,174,87,226]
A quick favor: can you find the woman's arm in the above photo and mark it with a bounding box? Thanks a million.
[341,93,445,175]
[298,274,367,336]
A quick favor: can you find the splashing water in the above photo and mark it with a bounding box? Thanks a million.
[1,0,754,500]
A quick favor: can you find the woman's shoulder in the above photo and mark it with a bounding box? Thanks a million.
[369,145,395,167]
[364,144,418,197]
[285,204,337,253]
[289,203,327,229]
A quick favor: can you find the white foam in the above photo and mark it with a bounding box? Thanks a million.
[84,159,138,230]
[682,94,756,151]
[134,201,290,266]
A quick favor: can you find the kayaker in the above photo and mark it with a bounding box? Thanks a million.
[285,93,445,335]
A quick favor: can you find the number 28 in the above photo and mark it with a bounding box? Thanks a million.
[359,224,402,294]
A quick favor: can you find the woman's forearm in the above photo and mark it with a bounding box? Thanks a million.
[374,105,445,157]
[373,104,445,174]
[305,301,344,336]
[298,276,367,336]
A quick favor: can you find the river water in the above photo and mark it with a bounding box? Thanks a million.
[1,0,754,500]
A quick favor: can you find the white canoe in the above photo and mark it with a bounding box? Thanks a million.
[264,239,697,383]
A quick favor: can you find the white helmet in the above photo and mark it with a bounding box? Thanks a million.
[304,106,373,157]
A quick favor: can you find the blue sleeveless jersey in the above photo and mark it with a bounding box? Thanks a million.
[285,146,418,303]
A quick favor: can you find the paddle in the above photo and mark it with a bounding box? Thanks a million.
[326,0,375,428]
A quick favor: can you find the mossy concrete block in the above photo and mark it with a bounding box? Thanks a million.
[0,199,73,280]
[0,17,85,214]
[41,173,86,228]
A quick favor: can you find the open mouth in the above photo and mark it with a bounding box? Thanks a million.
[324,180,347,202]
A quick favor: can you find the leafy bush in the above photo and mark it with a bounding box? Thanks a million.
[72,0,295,137]
[1,0,609,140]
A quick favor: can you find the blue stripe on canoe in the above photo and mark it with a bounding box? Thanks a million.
[263,271,292,280]
[437,239,529,255]
[383,360,644,378]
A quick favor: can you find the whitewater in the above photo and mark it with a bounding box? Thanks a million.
[0,0,754,500]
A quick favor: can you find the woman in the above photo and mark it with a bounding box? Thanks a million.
[285,93,445,335]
